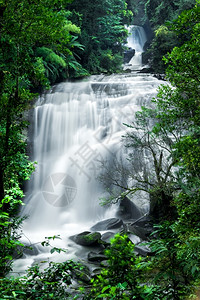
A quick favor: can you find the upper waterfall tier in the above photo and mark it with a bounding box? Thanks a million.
[124,25,148,70]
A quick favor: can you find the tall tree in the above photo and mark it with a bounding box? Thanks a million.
[0,0,83,275]
[0,0,82,202]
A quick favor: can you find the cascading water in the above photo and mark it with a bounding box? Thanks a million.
[125,25,147,69]
[13,27,164,274]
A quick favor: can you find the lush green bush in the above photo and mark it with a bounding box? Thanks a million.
[143,25,177,73]
[86,234,147,299]
[144,0,196,27]
[0,128,35,276]
[68,0,133,74]
[143,0,196,72]
[0,260,85,299]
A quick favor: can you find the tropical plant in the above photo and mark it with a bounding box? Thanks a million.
[86,234,147,299]
[0,0,84,276]
[68,0,133,73]
[0,260,86,299]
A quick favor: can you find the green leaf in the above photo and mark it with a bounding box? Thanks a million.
[101,285,111,293]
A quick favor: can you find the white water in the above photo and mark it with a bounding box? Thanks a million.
[13,27,163,275]
[125,25,147,69]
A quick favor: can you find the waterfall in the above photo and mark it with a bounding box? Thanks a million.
[125,25,147,69]
[13,27,163,274]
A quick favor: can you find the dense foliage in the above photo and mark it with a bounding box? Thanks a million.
[85,234,147,300]
[143,0,197,72]
[0,260,87,299]
[68,0,133,73]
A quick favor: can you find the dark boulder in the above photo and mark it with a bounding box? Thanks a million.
[70,231,101,246]
[101,232,115,243]
[128,224,152,240]
[13,243,39,259]
[91,218,123,231]
[117,197,142,220]
[92,268,103,277]
[153,74,166,81]
[138,67,154,73]
[23,244,40,256]
[123,68,132,73]
[134,243,151,257]
[127,215,153,240]
[133,215,153,228]
[128,233,141,245]
[73,269,91,283]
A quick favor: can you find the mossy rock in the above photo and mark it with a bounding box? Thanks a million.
[73,269,91,284]
[71,231,102,246]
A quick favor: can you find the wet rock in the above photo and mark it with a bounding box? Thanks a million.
[23,245,40,256]
[124,48,135,64]
[127,215,154,240]
[73,269,91,284]
[123,68,132,73]
[91,218,123,231]
[88,251,107,262]
[92,268,102,277]
[133,215,153,228]
[100,260,109,267]
[128,233,141,245]
[70,231,101,246]
[71,263,92,285]
[101,232,115,243]
[128,224,152,240]
[134,243,151,257]
[153,74,166,80]
[117,197,142,220]
[138,67,153,73]
[13,243,39,259]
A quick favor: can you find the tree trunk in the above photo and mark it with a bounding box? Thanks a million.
[0,165,4,201]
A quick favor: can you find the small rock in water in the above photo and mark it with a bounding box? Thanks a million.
[124,48,135,64]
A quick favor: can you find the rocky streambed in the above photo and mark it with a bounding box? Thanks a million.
[66,212,153,298]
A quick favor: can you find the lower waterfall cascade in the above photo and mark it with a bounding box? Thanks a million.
[13,26,165,274]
